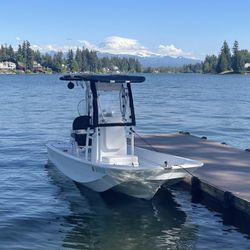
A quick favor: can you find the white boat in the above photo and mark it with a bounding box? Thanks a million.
[47,74,203,200]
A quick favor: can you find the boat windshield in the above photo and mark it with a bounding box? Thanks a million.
[96,82,133,126]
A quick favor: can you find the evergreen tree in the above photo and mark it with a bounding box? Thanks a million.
[26,41,33,70]
[75,48,82,71]
[86,50,98,72]
[7,45,15,61]
[232,40,244,73]
[121,57,129,72]
[135,59,142,72]
[216,41,231,73]
[41,53,53,69]
[72,60,79,72]
[203,59,211,73]
[33,50,42,64]
[0,40,142,73]
[239,49,250,63]
[67,49,75,72]
[102,57,110,68]
[203,55,218,73]
[52,51,64,72]
[222,40,231,66]
[80,48,88,72]
[0,45,7,61]
[216,52,229,73]
[16,44,24,62]
[19,40,34,70]
[21,41,27,69]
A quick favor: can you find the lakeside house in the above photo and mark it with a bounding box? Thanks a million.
[0,60,46,73]
[16,62,25,71]
[33,61,43,72]
[244,63,250,71]
[0,61,16,70]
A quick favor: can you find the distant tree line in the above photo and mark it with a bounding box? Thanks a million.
[0,40,142,73]
[202,40,250,74]
[65,48,141,73]
[144,40,250,74]
[143,63,202,74]
[1,40,249,74]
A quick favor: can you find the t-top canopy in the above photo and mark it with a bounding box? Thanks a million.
[60,74,145,83]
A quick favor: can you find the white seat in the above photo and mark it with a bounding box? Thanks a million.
[100,124,127,157]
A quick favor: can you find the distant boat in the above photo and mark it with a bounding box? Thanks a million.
[46,74,203,199]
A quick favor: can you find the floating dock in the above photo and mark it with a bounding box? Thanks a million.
[135,133,250,215]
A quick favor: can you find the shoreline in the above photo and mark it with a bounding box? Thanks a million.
[0,70,250,75]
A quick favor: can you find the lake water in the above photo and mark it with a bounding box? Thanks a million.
[0,74,250,249]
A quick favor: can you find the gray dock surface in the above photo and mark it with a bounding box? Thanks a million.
[135,133,250,211]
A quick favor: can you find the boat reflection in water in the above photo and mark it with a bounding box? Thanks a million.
[45,162,197,250]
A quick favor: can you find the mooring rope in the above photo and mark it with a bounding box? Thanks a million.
[130,128,195,177]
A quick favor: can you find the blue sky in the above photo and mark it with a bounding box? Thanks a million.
[1,0,250,59]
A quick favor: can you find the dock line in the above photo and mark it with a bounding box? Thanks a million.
[131,128,195,178]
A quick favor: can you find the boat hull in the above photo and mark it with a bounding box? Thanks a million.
[47,143,202,199]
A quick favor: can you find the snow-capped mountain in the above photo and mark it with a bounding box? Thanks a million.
[97,52,201,67]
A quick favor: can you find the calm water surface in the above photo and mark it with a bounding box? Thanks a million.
[0,74,250,249]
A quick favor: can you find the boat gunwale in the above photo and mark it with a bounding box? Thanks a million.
[46,142,202,171]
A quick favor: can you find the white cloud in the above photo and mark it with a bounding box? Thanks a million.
[158,44,191,57]
[31,44,41,50]
[78,40,97,50]
[27,36,196,58]
[31,40,97,53]
[16,37,21,41]
[31,44,79,53]
[97,36,155,57]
